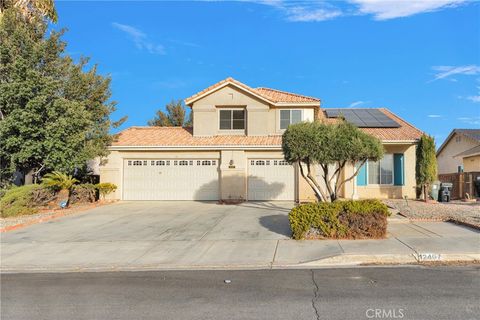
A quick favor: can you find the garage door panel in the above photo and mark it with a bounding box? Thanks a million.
[248,159,294,201]
[123,159,219,200]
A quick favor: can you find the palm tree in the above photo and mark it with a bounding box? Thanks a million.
[0,0,57,23]
[42,171,78,207]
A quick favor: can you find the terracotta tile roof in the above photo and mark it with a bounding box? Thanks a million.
[112,110,421,149]
[254,87,320,103]
[455,145,480,158]
[357,109,423,141]
[319,108,423,141]
[184,77,320,105]
[112,127,283,147]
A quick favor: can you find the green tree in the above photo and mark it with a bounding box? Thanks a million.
[0,8,125,184]
[0,0,58,23]
[282,121,384,202]
[148,100,191,127]
[415,134,437,201]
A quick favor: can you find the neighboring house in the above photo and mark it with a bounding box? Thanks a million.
[437,129,480,174]
[100,77,422,201]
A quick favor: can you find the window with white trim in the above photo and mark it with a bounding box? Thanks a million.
[368,154,393,185]
[280,110,302,129]
[219,109,245,130]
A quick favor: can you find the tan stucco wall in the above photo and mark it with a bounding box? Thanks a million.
[100,149,295,201]
[220,150,247,200]
[101,144,417,201]
[437,133,479,174]
[343,144,417,199]
[191,85,317,137]
[463,155,480,172]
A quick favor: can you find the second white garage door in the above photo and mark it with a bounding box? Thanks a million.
[248,159,295,201]
[123,159,219,200]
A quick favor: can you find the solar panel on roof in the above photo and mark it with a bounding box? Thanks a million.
[325,109,400,128]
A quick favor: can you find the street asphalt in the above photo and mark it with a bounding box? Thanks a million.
[1,266,479,320]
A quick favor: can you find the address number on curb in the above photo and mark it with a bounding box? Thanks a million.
[416,253,441,261]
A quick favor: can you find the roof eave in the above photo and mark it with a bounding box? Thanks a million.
[108,145,282,151]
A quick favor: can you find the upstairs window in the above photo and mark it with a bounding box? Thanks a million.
[280,110,302,129]
[219,109,245,130]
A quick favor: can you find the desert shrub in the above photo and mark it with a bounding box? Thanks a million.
[31,185,57,206]
[0,184,57,218]
[69,184,97,204]
[289,199,390,240]
[95,183,117,200]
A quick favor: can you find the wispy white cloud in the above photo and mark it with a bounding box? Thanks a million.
[430,65,480,82]
[285,6,342,22]
[348,100,368,108]
[349,0,467,20]
[428,114,442,118]
[112,22,166,55]
[467,95,480,103]
[465,86,480,103]
[252,0,343,22]
[457,116,480,126]
[251,0,468,22]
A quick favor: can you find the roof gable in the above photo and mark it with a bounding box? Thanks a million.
[437,129,480,155]
[184,77,320,106]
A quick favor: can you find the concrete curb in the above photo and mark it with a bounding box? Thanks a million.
[2,254,479,273]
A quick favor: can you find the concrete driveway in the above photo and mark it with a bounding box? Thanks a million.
[1,201,479,271]
[1,201,295,270]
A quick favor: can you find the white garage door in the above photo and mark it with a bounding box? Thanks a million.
[123,159,219,200]
[248,159,295,201]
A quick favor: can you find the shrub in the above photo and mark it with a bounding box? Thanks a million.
[69,184,97,204]
[0,185,55,217]
[289,199,390,240]
[95,183,117,200]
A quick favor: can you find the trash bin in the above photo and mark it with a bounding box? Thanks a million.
[475,177,480,197]
[430,181,440,201]
[439,182,453,202]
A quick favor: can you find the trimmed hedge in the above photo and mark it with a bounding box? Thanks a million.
[289,199,390,240]
[0,185,56,218]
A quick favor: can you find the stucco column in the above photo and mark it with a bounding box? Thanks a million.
[220,150,247,201]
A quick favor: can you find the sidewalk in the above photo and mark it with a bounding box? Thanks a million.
[1,216,479,272]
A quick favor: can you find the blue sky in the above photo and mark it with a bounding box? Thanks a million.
[55,1,479,145]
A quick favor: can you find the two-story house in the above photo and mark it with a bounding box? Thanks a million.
[436,129,480,174]
[100,77,423,201]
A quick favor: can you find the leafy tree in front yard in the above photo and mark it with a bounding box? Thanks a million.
[148,99,192,127]
[282,121,384,202]
[0,8,126,184]
[416,134,437,201]
[0,0,58,23]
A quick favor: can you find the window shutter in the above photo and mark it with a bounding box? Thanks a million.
[393,153,405,186]
[356,162,367,186]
